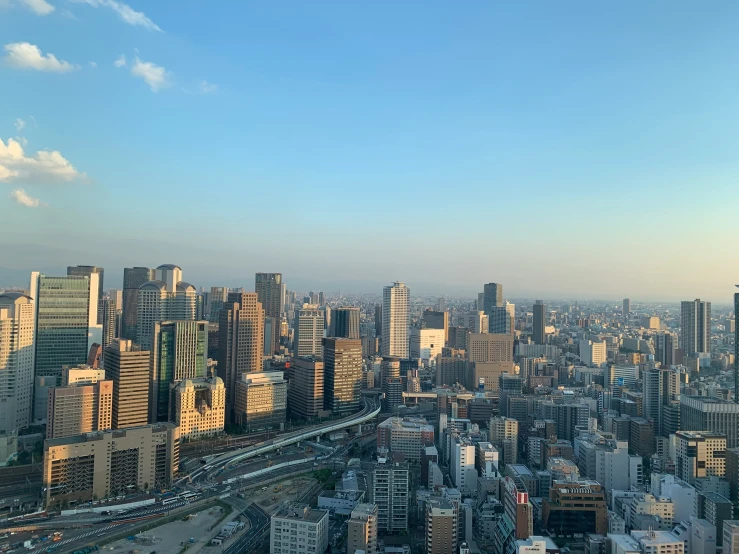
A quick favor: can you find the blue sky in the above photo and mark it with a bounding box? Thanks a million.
[1,1,738,300]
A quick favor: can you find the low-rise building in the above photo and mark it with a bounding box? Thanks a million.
[376,417,434,461]
[270,503,329,554]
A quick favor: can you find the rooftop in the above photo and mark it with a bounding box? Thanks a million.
[631,530,683,546]
[274,503,328,523]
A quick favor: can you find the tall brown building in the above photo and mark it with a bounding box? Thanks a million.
[467,333,514,363]
[323,338,362,415]
[218,292,264,423]
[425,497,458,554]
[104,339,150,429]
[255,273,282,354]
[542,480,607,535]
[288,357,326,421]
[47,379,113,439]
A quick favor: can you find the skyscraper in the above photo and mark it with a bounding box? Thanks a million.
[680,396,739,448]
[67,265,104,302]
[654,332,678,367]
[255,273,283,354]
[332,307,361,339]
[382,282,410,358]
[100,296,117,349]
[374,305,382,338]
[735,288,739,403]
[0,293,35,433]
[149,320,208,423]
[489,302,515,334]
[294,305,324,357]
[217,292,264,422]
[136,265,196,351]
[205,286,228,323]
[288,357,325,421]
[323,337,362,415]
[623,298,631,315]
[681,299,711,357]
[370,459,409,533]
[423,309,449,343]
[533,300,546,345]
[104,339,150,429]
[30,272,99,421]
[46,378,113,439]
[121,266,156,341]
[643,367,681,437]
[482,282,503,314]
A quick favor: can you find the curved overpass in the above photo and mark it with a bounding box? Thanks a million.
[184,396,381,483]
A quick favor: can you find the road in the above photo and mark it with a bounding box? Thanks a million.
[223,503,270,554]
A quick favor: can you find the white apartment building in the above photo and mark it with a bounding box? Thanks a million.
[0,293,34,433]
[579,339,607,367]
[270,503,329,554]
[409,327,445,362]
[451,435,477,494]
[382,282,410,358]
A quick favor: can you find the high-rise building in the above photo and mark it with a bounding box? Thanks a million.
[136,265,196,351]
[149,320,208,423]
[542,480,607,535]
[332,307,361,339]
[623,298,631,315]
[489,416,519,465]
[409,327,445,361]
[423,309,449,343]
[681,299,712,356]
[675,431,727,482]
[172,377,225,438]
[644,368,681,437]
[294,305,324,357]
[43,423,179,508]
[533,301,546,345]
[370,459,409,533]
[490,302,515,334]
[654,332,678,367]
[323,338,362,415]
[451,434,477,493]
[0,293,34,433]
[288,357,325,421]
[270,503,329,554]
[467,311,489,334]
[579,340,607,367]
[376,417,434,460]
[121,267,156,341]
[218,292,264,423]
[255,272,283,355]
[46,378,113,439]
[735,288,739,404]
[30,272,99,422]
[680,396,739,448]
[374,305,382,338]
[233,371,287,431]
[104,339,150,429]
[66,265,104,302]
[426,497,458,554]
[467,333,514,363]
[100,296,117,350]
[205,286,228,323]
[482,283,503,314]
[381,282,410,358]
[347,503,378,554]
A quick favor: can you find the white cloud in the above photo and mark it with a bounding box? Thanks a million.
[89,61,97,68]
[21,0,54,15]
[113,54,126,67]
[0,137,84,184]
[199,80,218,94]
[73,0,160,31]
[10,188,41,207]
[131,56,170,92]
[14,118,25,132]
[3,42,78,72]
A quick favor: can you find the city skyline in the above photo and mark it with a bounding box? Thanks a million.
[2,3,739,301]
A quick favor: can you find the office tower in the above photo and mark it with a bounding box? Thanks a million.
[476,442,499,477]
[370,459,409,533]
[423,309,449,343]
[136,265,196,351]
[681,299,712,356]
[436,355,466,387]
[46,378,113,439]
[490,302,515,334]
[644,368,681,437]
[67,265,104,301]
[61,365,105,385]
[735,288,739,404]
[533,300,546,344]
[332,307,361,339]
[542,481,607,535]
[172,377,225,438]
[681,396,739,448]
[623,298,631,315]
[502,475,534,541]
[654,332,677,367]
[541,402,589,442]
[121,267,156,341]
[104,339,150,429]
[675,431,727,482]
[347,503,378,554]
[218,292,264,423]
[604,364,639,388]
[233,371,287,431]
[288,357,325,420]
[451,434,477,493]
[294,305,324,357]
[409,327,445,361]
[43,423,179,508]
[467,333,514,363]
[30,271,99,421]
[150,320,208,423]
[0,293,34,434]
[376,417,434,461]
[264,316,276,355]
[270,503,329,554]
[579,339,607,367]
[467,311,489,334]
[100,296,117,350]
[255,272,283,355]
[489,416,519,465]
[205,286,228,323]
[323,338,362,416]
[381,282,410,358]
[426,497,458,554]
[482,282,503,314]
[374,304,382,338]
